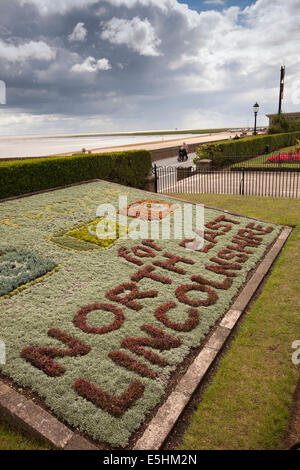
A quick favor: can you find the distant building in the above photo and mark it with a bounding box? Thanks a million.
[266,112,300,126]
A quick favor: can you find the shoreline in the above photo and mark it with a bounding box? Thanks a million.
[59,131,241,159]
[0,133,205,161]
[74,131,255,162]
[0,128,230,140]
[0,131,256,162]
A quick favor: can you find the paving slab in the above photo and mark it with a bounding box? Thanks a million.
[176,347,219,398]
[134,390,190,451]
[205,326,231,351]
[220,309,243,330]
[64,433,98,450]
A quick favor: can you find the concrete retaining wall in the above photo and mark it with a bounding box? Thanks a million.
[150,142,201,162]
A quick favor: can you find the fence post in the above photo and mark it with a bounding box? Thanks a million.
[153,164,158,193]
[240,166,245,195]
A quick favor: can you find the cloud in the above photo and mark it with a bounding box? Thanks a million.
[101,16,162,56]
[0,39,56,62]
[17,0,196,15]
[16,0,204,30]
[203,0,226,5]
[17,0,99,15]
[68,22,88,42]
[3,0,300,135]
[0,80,6,105]
[168,1,300,94]
[71,56,112,72]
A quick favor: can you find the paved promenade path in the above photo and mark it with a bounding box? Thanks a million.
[155,152,197,167]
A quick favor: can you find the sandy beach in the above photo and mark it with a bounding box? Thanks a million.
[87,131,238,154]
[0,132,206,160]
[0,130,255,161]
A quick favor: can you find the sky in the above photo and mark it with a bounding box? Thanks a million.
[0,0,299,136]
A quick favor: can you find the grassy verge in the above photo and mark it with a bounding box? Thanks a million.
[231,145,300,169]
[0,414,52,450]
[169,194,300,450]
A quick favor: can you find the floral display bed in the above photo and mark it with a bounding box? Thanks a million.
[267,152,300,163]
[0,181,282,447]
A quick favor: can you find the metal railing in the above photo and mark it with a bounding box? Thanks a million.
[153,164,300,198]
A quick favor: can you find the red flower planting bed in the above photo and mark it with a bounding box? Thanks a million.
[267,152,300,163]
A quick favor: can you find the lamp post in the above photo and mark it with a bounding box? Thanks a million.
[253,102,259,135]
[278,65,285,115]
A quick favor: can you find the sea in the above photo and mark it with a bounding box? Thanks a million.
[0,133,202,159]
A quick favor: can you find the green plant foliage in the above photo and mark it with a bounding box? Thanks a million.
[288,119,300,132]
[0,248,58,297]
[0,150,152,199]
[268,115,300,134]
[67,218,128,248]
[195,131,300,168]
[268,114,290,134]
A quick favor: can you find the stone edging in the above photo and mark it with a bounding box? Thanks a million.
[0,382,97,450]
[133,226,292,450]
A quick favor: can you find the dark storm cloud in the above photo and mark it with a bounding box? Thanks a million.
[0,0,299,134]
[0,0,197,117]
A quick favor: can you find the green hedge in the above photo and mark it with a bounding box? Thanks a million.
[0,150,152,199]
[196,131,300,168]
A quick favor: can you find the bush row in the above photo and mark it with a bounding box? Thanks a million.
[268,115,300,134]
[195,131,300,168]
[0,150,152,199]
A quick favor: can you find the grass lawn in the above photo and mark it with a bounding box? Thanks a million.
[231,145,300,170]
[166,194,300,450]
[0,414,51,450]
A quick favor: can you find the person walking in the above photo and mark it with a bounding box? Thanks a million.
[178,142,188,161]
[182,142,189,155]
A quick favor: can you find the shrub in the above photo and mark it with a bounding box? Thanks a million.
[288,119,300,132]
[0,150,152,199]
[268,115,300,134]
[268,114,290,134]
[195,131,300,168]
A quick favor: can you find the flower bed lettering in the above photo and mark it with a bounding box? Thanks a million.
[21,329,91,377]
[0,179,282,447]
[20,213,275,422]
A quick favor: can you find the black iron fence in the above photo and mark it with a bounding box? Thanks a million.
[153,164,300,198]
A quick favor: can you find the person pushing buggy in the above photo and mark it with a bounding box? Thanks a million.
[178,142,189,162]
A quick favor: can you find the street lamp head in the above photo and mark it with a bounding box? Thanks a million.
[253,102,259,114]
